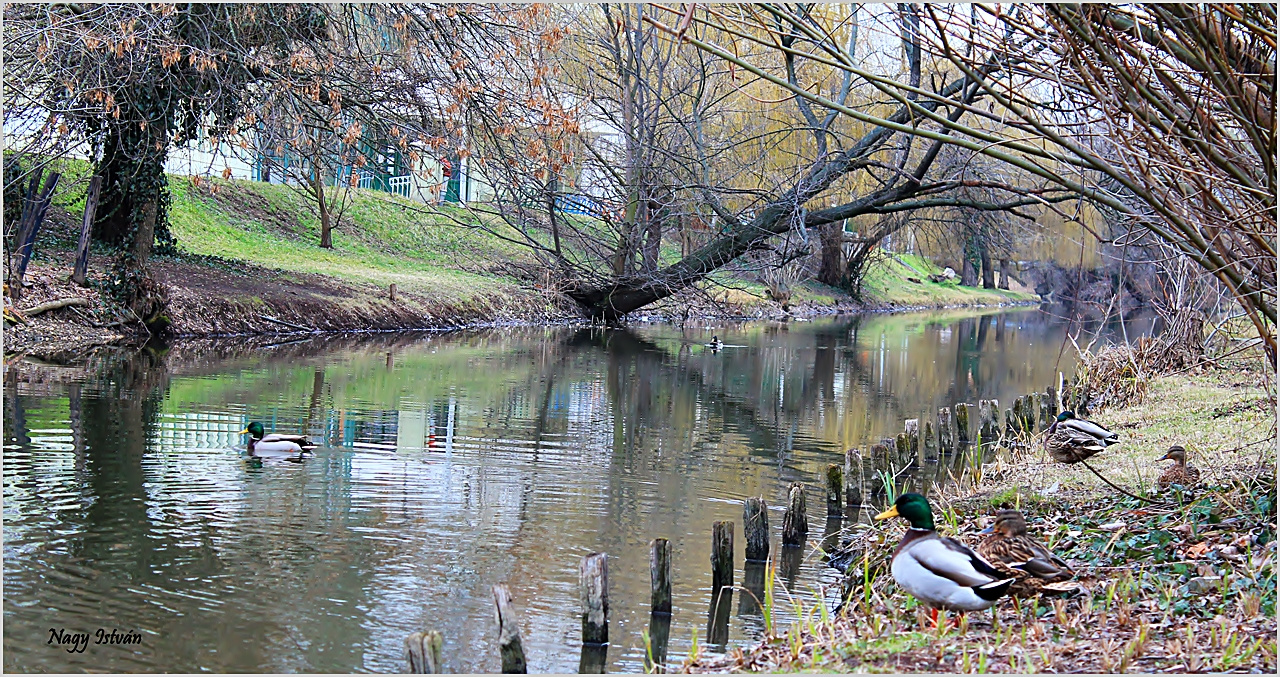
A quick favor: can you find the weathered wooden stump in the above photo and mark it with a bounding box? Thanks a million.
[389,283,397,303]
[1045,386,1059,418]
[1027,393,1042,432]
[1040,390,1054,429]
[922,419,938,462]
[492,584,527,673]
[711,520,734,591]
[580,552,609,645]
[843,447,862,508]
[825,463,843,515]
[404,630,444,673]
[742,498,769,562]
[781,482,807,548]
[650,538,672,615]
[977,400,997,446]
[954,403,973,448]
[937,407,955,453]
[1009,397,1024,435]
[869,440,891,460]
[905,418,920,461]
[894,432,910,466]
[71,175,101,287]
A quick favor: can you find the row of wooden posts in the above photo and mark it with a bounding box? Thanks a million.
[402,386,1065,673]
[404,482,817,674]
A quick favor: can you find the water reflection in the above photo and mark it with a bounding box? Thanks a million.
[3,309,1152,673]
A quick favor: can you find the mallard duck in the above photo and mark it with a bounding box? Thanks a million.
[1156,445,1201,490]
[708,335,723,351]
[875,493,1013,616]
[1044,410,1118,463]
[977,509,1076,595]
[239,421,317,459]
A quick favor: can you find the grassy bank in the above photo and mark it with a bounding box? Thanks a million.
[684,367,1276,673]
[9,158,1036,354]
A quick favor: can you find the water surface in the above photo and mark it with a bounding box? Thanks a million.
[3,308,1151,672]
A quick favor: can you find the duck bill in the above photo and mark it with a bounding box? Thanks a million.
[1155,452,1171,462]
[874,506,899,521]
[979,525,994,534]
[238,428,249,435]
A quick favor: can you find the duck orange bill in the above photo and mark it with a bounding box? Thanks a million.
[238,428,249,435]
[874,506,899,520]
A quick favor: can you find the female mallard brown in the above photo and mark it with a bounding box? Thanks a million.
[875,493,1014,616]
[1156,445,1201,490]
[1044,410,1119,463]
[977,509,1076,595]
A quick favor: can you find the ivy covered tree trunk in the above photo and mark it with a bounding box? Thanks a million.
[960,235,978,287]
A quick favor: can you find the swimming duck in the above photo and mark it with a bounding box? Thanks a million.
[239,421,317,459]
[1156,445,1201,490]
[977,509,1076,595]
[1044,410,1118,464]
[875,493,1013,618]
[708,335,723,351]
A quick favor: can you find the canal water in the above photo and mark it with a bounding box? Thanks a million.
[2,308,1153,672]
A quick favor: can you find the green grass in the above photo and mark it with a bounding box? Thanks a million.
[165,177,533,302]
[861,251,1038,307]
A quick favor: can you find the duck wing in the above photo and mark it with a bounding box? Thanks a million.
[907,535,1007,587]
[1063,418,1118,445]
[260,433,318,450]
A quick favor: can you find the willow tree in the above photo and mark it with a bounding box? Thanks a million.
[665,3,1275,363]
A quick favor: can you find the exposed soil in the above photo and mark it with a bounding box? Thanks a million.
[4,244,574,360]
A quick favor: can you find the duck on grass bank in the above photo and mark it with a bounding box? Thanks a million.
[977,509,1077,596]
[240,421,317,460]
[1156,445,1201,491]
[1045,410,1119,464]
[875,493,1014,627]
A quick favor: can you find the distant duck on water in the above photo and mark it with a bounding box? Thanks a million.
[240,421,317,460]
[708,335,723,351]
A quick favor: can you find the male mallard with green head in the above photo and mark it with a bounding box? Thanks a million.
[1156,445,1201,490]
[977,509,1077,595]
[1044,410,1118,463]
[875,493,1014,619]
[239,421,317,459]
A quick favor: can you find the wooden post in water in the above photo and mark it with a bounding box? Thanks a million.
[977,400,996,446]
[894,432,909,467]
[1009,397,1024,435]
[825,464,842,516]
[1040,389,1054,428]
[954,404,973,448]
[492,584,527,673]
[71,175,102,287]
[405,630,444,673]
[650,539,672,615]
[389,283,397,303]
[905,418,920,462]
[743,498,770,562]
[922,419,938,462]
[1027,393,1041,432]
[938,407,955,454]
[1045,386,1059,418]
[580,552,609,645]
[711,521,734,590]
[843,448,861,508]
[781,482,807,548]
[1004,406,1016,438]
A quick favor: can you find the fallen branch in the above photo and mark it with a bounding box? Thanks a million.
[20,297,90,317]
[260,314,316,332]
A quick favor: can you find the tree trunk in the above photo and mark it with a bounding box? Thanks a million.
[313,173,333,249]
[642,199,662,272]
[960,236,978,287]
[999,259,1011,289]
[818,220,844,286]
[980,244,995,289]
